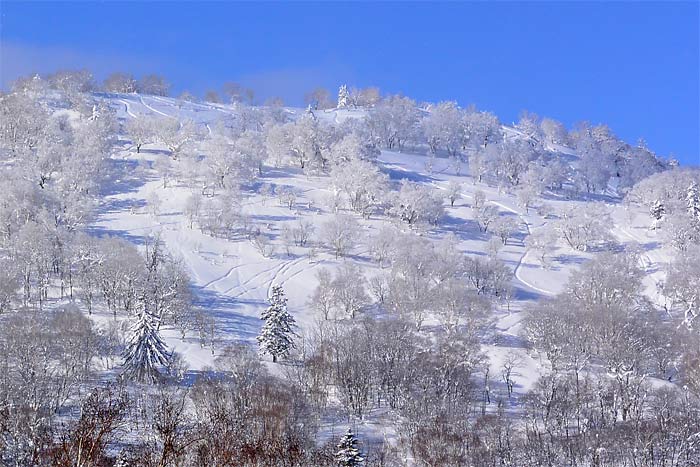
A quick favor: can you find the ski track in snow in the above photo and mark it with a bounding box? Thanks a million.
[267,255,312,298]
[224,262,282,296]
[424,171,556,297]
[139,95,176,118]
[120,99,138,119]
[200,262,254,289]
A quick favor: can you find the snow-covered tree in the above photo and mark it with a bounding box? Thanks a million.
[152,117,199,159]
[525,225,558,268]
[650,199,665,228]
[664,246,700,329]
[463,109,501,150]
[329,133,380,165]
[331,263,370,319]
[321,214,361,258]
[257,285,297,362]
[138,74,170,96]
[125,117,154,153]
[388,180,444,227]
[540,117,569,147]
[367,95,419,151]
[331,159,387,218]
[474,204,499,233]
[492,216,519,245]
[122,303,170,383]
[337,85,351,109]
[350,86,381,107]
[304,87,332,110]
[687,181,700,223]
[555,203,612,251]
[103,72,137,93]
[335,429,365,466]
[446,180,462,207]
[421,101,464,156]
[287,112,326,171]
[515,110,543,146]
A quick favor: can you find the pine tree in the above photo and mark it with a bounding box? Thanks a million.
[337,85,351,109]
[335,429,364,466]
[257,285,297,363]
[650,200,665,221]
[687,182,700,223]
[122,301,170,382]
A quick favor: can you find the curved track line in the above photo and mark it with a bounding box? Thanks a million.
[140,95,176,119]
[200,262,253,289]
[120,99,138,119]
[223,262,282,295]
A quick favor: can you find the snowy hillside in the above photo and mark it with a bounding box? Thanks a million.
[1,76,699,466]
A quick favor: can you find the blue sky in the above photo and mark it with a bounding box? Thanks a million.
[1,1,698,165]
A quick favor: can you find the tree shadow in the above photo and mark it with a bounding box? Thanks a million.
[193,287,263,342]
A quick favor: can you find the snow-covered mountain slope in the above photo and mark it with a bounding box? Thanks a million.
[4,81,700,464]
[96,93,674,380]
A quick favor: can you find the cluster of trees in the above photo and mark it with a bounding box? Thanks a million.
[626,168,700,250]
[519,250,700,466]
[0,340,381,466]
[12,69,171,97]
[310,229,506,330]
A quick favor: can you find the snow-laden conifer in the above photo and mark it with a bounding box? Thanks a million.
[122,302,170,382]
[257,285,297,362]
[335,429,364,466]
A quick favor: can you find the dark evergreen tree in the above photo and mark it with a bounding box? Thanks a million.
[122,300,170,382]
[257,285,297,363]
[335,429,364,466]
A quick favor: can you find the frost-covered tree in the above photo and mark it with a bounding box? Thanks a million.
[515,110,543,146]
[367,95,419,151]
[492,216,519,245]
[138,74,170,96]
[331,159,387,218]
[446,181,462,207]
[204,133,258,189]
[329,133,380,165]
[304,87,332,110]
[555,203,612,251]
[321,214,361,258]
[367,226,397,267]
[650,199,665,227]
[350,86,381,107]
[388,180,444,227]
[152,117,199,159]
[687,181,700,223]
[335,429,364,466]
[489,139,537,187]
[332,263,370,319]
[540,117,569,146]
[664,246,700,329]
[421,101,464,156]
[474,204,499,233]
[125,117,154,153]
[287,112,326,171]
[337,85,352,109]
[525,226,558,268]
[463,109,501,150]
[122,303,170,382]
[103,72,137,93]
[310,269,335,320]
[257,285,297,362]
